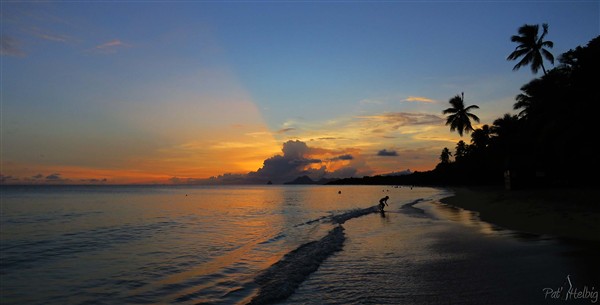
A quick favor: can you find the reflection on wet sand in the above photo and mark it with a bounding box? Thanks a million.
[430,200,505,235]
[285,196,600,305]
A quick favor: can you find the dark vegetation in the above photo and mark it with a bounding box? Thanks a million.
[331,29,599,188]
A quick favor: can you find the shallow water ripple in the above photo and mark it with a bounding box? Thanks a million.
[3,185,596,305]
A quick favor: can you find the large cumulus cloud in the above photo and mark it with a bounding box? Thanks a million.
[190,140,371,184]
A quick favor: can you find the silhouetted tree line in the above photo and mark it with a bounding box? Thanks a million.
[331,33,599,188]
[434,35,600,187]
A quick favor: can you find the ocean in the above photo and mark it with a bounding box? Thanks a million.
[1,185,598,305]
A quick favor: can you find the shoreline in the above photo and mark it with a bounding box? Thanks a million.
[438,186,600,242]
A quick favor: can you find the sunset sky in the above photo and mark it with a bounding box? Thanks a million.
[1,1,598,184]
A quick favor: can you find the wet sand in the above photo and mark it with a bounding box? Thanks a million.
[281,194,600,304]
[439,187,600,242]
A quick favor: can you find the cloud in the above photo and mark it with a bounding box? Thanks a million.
[27,27,71,42]
[330,154,354,161]
[98,40,127,48]
[178,140,369,184]
[79,178,108,184]
[89,39,131,54]
[1,36,26,57]
[246,140,325,183]
[281,140,309,159]
[351,112,446,139]
[2,171,110,185]
[5,173,72,184]
[0,174,19,184]
[377,149,398,157]
[359,112,444,127]
[43,173,70,183]
[203,173,249,184]
[45,173,62,180]
[277,127,296,134]
[404,96,436,103]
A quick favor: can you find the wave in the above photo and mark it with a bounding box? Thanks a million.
[293,215,329,227]
[330,206,379,224]
[247,205,388,305]
[247,226,345,305]
[258,233,287,245]
[399,198,425,214]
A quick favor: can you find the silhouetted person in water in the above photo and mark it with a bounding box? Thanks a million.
[379,196,389,212]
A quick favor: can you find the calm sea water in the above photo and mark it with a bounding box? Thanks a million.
[1,185,598,305]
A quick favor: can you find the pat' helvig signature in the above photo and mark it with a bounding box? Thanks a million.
[543,275,598,303]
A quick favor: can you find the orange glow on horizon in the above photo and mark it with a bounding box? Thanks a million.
[1,67,286,184]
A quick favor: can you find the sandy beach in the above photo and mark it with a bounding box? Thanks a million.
[285,191,600,304]
[439,186,600,242]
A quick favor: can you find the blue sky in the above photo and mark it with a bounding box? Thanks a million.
[1,1,599,183]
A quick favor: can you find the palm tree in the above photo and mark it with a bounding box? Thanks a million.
[440,147,452,164]
[491,113,521,155]
[454,140,469,162]
[491,113,520,139]
[507,23,554,75]
[470,125,491,150]
[442,92,480,137]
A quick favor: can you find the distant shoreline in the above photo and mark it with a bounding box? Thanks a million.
[439,186,600,242]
